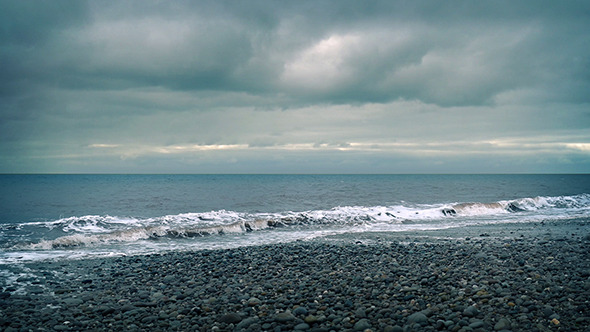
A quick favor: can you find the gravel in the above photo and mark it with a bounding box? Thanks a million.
[1,232,589,331]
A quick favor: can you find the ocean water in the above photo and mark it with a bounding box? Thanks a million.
[0,174,589,264]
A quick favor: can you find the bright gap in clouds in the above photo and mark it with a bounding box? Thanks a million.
[1,1,589,173]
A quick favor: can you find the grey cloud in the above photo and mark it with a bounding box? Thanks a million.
[4,1,589,105]
[1,0,589,173]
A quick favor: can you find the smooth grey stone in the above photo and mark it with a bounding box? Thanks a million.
[353,318,371,331]
[293,306,308,316]
[469,320,484,329]
[407,312,428,325]
[275,311,295,322]
[494,318,511,331]
[218,313,242,324]
[236,317,258,330]
[463,306,479,317]
[294,322,310,330]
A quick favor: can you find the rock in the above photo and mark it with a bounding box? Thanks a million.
[163,275,175,283]
[355,307,367,318]
[407,312,428,325]
[151,292,164,300]
[28,286,44,294]
[120,304,136,312]
[494,318,511,330]
[304,315,319,324]
[141,315,158,323]
[385,326,404,332]
[294,322,310,330]
[353,318,371,331]
[134,302,157,307]
[63,298,84,306]
[542,306,554,318]
[469,320,484,329]
[293,306,308,316]
[96,305,115,315]
[247,297,261,306]
[463,306,479,317]
[275,310,295,322]
[236,317,258,330]
[218,313,242,324]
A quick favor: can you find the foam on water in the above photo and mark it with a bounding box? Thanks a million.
[1,193,589,264]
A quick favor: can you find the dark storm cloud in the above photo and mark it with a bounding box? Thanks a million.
[1,0,589,173]
[3,0,589,104]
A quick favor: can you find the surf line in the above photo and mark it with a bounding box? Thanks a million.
[441,202,524,217]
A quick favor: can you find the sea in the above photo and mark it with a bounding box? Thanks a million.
[1,174,589,265]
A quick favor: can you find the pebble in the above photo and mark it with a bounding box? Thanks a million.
[294,322,310,330]
[1,236,588,331]
[275,311,295,322]
[293,306,308,316]
[236,317,258,330]
[247,297,261,306]
[407,312,428,325]
[494,318,511,330]
[218,313,242,324]
[353,318,371,331]
[463,306,479,317]
[469,320,484,328]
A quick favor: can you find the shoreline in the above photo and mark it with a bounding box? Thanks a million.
[1,225,589,331]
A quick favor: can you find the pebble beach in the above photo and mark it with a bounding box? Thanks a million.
[1,222,589,332]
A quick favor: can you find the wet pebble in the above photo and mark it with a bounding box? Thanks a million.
[1,236,588,331]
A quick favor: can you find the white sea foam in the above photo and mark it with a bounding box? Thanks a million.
[1,193,588,264]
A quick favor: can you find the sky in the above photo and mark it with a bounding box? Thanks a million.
[1,0,589,174]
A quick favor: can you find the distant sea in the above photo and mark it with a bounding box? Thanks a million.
[0,174,589,264]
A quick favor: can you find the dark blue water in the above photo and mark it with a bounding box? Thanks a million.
[2,174,588,224]
[0,174,589,263]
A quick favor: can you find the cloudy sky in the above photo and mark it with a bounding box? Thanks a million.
[1,0,589,173]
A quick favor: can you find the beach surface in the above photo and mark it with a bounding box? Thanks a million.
[1,221,589,332]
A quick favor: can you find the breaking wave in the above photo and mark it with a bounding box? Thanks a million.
[6,193,590,250]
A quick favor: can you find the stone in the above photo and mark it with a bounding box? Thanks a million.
[63,298,84,306]
[163,275,175,283]
[542,307,554,318]
[97,305,115,315]
[218,313,242,324]
[353,318,371,331]
[355,307,367,318]
[293,306,308,316]
[469,320,484,329]
[275,311,295,322]
[407,312,428,325]
[463,306,479,317]
[494,318,511,331]
[236,317,258,330]
[385,326,404,332]
[151,292,164,299]
[294,322,310,330]
[304,315,319,324]
[247,297,261,306]
[120,304,136,312]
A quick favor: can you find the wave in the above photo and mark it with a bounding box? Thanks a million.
[8,193,590,250]
[27,219,278,249]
